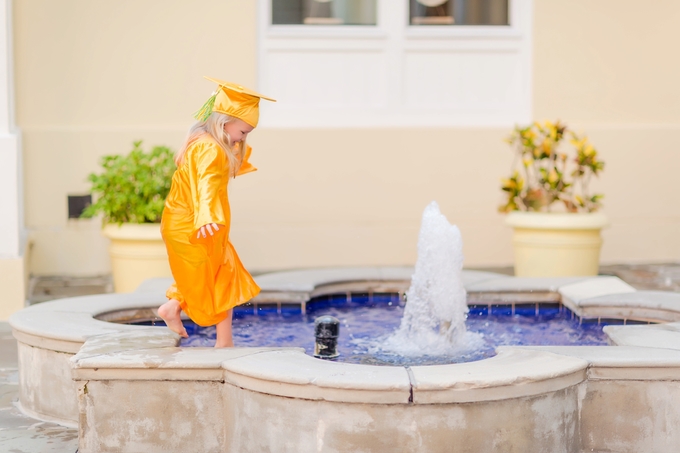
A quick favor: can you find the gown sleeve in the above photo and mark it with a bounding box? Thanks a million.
[187,142,227,243]
[236,144,257,176]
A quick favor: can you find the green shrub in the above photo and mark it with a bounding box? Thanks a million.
[81,141,175,224]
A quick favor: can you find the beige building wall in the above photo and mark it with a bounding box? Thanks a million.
[0,257,25,319]
[534,0,680,264]
[14,0,257,275]
[13,0,680,279]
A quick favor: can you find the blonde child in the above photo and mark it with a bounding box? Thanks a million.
[157,77,275,347]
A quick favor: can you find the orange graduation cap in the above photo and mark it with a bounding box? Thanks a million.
[193,76,276,128]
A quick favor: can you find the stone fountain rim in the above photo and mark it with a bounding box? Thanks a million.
[11,267,680,413]
[11,267,678,349]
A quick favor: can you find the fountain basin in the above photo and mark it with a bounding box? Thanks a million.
[73,339,587,453]
[10,268,680,452]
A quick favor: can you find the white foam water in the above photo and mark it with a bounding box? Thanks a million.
[377,201,482,357]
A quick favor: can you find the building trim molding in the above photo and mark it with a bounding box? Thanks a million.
[0,0,23,260]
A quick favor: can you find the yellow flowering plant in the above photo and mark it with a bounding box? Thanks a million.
[499,121,605,213]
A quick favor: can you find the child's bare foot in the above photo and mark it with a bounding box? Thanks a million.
[158,299,188,338]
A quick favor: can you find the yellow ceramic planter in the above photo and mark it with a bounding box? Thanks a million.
[505,212,609,277]
[102,224,171,293]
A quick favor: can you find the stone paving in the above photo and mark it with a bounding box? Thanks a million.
[28,274,112,305]
[2,263,679,452]
[600,263,680,292]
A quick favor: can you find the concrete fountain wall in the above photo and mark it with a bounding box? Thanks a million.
[10,268,680,453]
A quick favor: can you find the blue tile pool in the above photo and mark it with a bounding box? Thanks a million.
[158,293,625,366]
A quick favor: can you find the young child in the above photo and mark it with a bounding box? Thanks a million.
[158,76,275,347]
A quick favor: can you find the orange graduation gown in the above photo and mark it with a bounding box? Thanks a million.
[161,135,260,326]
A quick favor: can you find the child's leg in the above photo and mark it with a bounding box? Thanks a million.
[158,299,189,338]
[215,309,234,348]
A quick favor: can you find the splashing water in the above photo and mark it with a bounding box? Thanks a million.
[378,201,482,357]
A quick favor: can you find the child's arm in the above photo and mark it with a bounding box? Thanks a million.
[187,142,227,244]
[235,144,257,177]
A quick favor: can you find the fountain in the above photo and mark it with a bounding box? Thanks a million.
[180,202,609,366]
[9,201,680,452]
[382,201,472,356]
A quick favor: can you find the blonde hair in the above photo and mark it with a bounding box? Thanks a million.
[175,112,244,178]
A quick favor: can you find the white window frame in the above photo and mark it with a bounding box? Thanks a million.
[258,0,532,128]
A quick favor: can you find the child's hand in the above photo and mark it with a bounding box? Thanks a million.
[197,223,220,239]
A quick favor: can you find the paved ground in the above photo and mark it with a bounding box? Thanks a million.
[1,263,679,452]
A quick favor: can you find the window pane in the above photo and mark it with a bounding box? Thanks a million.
[272,0,377,25]
[410,0,508,26]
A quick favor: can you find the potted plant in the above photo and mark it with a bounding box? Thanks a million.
[82,141,175,292]
[499,121,607,277]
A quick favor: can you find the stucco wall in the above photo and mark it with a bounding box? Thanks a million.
[533,0,680,265]
[14,0,257,275]
[13,0,680,277]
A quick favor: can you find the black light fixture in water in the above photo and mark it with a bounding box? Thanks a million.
[314,315,340,359]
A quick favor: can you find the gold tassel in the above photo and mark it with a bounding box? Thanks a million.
[193,91,218,122]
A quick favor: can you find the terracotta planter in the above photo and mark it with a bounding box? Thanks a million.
[505,212,608,277]
[102,224,171,293]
